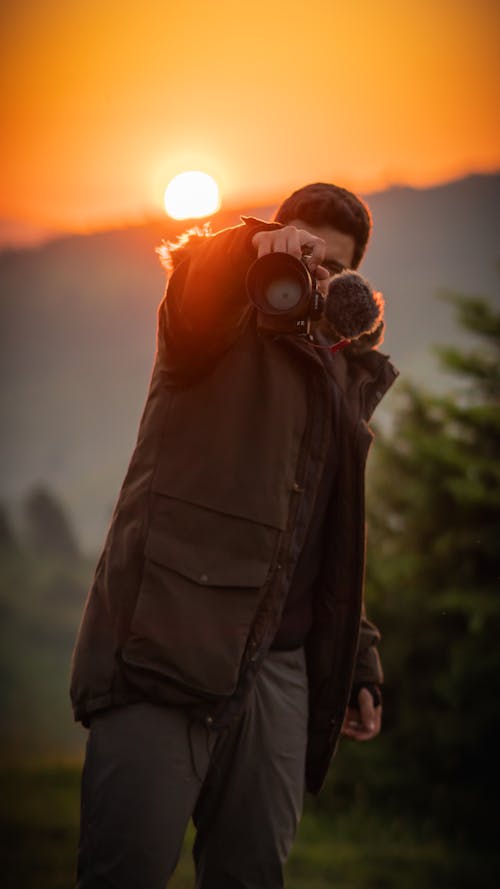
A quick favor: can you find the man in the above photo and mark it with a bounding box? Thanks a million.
[71,182,398,888]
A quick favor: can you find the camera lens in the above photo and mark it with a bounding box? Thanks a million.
[263,276,303,312]
[246,253,313,319]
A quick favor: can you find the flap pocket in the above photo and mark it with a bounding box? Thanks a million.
[145,494,279,588]
[123,494,281,696]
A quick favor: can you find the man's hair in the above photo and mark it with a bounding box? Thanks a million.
[274,183,372,269]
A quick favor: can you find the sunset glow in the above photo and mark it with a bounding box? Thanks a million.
[164,172,220,220]
[1,0,499,235]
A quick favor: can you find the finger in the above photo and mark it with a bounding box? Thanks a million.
[298,232,325,270]
[252,227,325,265]
[282,227,303,259]
[341,701,381,741]
[341,720,377,741]
[342,724,377,741]
[252,227,302,259]
[358,687,377,733]
[341,708,367,739]
[253,231,278,258]
[314,264,330,281]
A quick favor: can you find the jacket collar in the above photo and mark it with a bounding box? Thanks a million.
[289,328,399,422]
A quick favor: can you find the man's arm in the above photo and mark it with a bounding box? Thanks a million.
[341,615,383,741]
[157,219,329,371]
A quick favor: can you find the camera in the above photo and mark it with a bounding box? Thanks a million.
[246,253,323,335]
[246,252,384,344]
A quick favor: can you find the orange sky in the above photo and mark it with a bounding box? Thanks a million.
[1,0,499,232]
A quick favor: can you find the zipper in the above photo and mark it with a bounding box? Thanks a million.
[212,340,333,728]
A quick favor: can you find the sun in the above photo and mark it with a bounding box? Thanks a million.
[164,171,221,220]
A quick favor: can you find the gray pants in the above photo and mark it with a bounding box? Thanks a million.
[77,648,308,889]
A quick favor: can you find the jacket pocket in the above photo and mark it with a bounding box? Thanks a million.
[121,494,280,696]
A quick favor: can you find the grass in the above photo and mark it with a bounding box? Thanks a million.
[0,762,497,888]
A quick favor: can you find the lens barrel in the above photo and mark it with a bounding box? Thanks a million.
[246,253,313,319]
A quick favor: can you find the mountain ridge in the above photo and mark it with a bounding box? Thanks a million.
[2,171,497,252]
[1,173,499,550]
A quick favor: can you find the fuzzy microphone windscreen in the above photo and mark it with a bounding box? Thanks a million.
[325,271,384,340]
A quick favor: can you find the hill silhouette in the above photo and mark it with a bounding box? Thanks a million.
[1,173,499,550]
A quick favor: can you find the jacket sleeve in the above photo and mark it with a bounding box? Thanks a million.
[157,216,281,374]
[352,612,384,686]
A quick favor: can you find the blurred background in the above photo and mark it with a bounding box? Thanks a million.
[1,2,499,887]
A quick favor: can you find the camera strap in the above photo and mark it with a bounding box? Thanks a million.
[308,338,351,354]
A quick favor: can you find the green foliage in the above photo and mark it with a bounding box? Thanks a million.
[348,292,500,847]
[3,764,494,889]
[0,504,91,758]
[0,765,80,889]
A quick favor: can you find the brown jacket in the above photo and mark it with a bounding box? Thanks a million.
[70,217,398,793]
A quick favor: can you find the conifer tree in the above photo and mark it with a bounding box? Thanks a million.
[365,292,500,845]
[23,485,80,559]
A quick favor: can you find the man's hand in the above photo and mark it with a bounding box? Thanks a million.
[252,226,330,281]
[341,687,382,742]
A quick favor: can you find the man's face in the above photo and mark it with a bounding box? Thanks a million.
[288,219,356,296]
